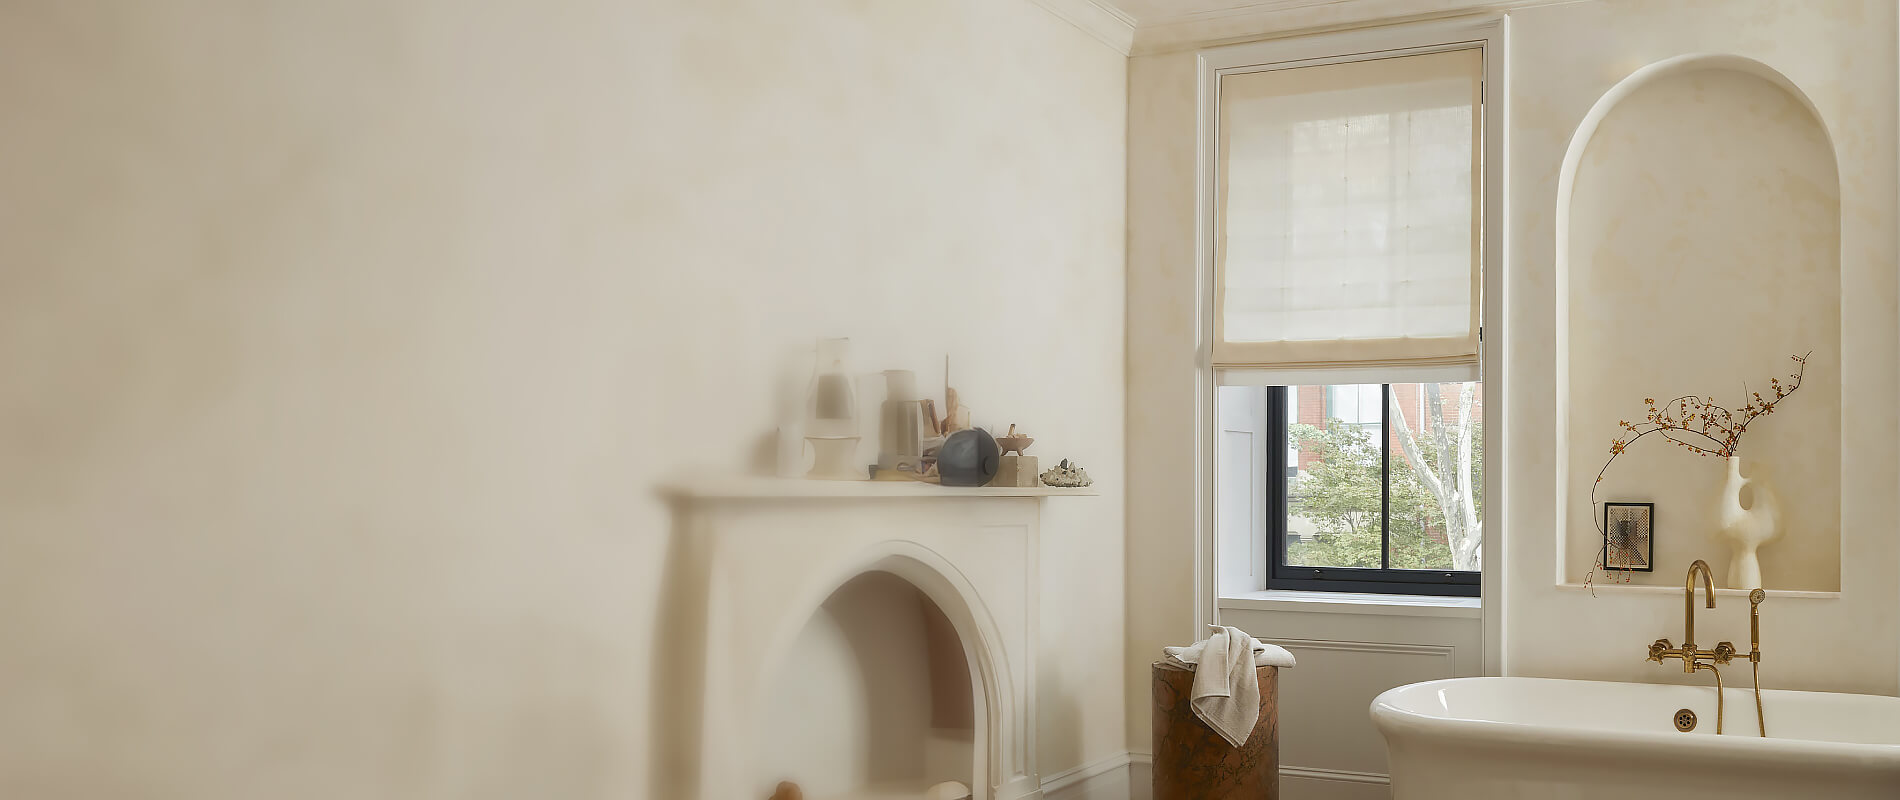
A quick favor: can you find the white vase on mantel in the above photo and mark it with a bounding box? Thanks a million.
[1714,454,1780,589]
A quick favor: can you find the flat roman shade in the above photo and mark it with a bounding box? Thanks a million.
[1215,48,1482,374]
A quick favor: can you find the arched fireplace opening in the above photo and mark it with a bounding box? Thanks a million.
[756,570,978,799]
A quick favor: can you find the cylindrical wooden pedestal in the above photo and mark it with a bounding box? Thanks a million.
[1151,661,1278,800]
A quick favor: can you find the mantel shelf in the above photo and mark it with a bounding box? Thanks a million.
[661,475,1098,500]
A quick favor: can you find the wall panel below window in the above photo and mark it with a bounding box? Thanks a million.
[1220,604,1482,797]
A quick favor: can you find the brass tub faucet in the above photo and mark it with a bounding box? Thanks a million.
[1644,559,1766,736]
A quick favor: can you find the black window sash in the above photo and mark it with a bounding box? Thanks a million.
[1266,385,1480,597]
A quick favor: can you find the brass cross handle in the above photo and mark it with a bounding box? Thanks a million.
[1712,641,1737,664]
[1648,639,1673,662]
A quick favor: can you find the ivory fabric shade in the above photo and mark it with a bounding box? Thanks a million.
[1215,48,1482,370]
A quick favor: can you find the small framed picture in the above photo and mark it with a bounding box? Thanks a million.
[1603,502,1655,572]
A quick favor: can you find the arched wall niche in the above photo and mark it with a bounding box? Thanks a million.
[1555,54,1842,591]
[752,545,1007,799]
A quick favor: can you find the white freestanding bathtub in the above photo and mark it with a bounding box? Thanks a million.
[1372,677,1900,799]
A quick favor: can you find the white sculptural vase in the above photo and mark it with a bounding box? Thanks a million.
[1714,455,1780,589]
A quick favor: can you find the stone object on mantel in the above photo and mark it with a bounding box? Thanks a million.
[1040,459,1092,488]
[991,455,1039,488]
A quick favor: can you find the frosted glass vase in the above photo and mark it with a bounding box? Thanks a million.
[803,338,862,480]
[1714,455,1780,589]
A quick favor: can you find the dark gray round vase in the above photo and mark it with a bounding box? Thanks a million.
[938,428,1001,487]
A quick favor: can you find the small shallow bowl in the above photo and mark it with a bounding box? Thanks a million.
[995,435,1034,455]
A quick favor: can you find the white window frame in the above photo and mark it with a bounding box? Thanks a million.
[1192,16,1508,674]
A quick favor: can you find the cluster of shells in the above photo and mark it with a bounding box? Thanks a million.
[1040,459,1092,488]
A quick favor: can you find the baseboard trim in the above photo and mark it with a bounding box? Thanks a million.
[1281,765,1391,785]
[1053,752,1388,799]
[1041,751,1133,794]
[1125,752,1151,800]
[1040,751,1136,800]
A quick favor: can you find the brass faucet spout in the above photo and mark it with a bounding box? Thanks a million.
[1684,559,1716,653]
[1692,562,1715,608]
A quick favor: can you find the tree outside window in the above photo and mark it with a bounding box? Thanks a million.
[1285,382,1483,572]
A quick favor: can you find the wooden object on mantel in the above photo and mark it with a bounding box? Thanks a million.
[1151,661,1279,800]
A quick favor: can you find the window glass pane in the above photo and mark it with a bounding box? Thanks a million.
[1386,382,1483,570]
[1326,384,1381,426]
[1284,384,1385,569]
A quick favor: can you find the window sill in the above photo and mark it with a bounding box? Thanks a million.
[1220,589,1482,619]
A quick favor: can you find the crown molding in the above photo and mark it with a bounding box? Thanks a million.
[1128,0,1565,55]
[1028,0,1572,58]
[1144,0,1367,27]
[1029,0,1138,55]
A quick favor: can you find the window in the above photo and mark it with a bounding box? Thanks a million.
[1206,30,1494,597]
[1270,382,1481,595]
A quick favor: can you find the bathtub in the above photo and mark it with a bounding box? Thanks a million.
[1371,677,1900,799]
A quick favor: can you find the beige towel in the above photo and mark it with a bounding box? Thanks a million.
[1161,625,1294,747]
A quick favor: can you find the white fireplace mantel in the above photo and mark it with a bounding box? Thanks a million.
[656,476,1091,800]
[662,476,1098,500]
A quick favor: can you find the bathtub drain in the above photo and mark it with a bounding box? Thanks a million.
[1673,708,1697,732]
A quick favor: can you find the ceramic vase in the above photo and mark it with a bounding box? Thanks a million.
[1714,455,1780,589]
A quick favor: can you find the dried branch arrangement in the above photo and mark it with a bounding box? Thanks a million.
[1586,353,1810,589]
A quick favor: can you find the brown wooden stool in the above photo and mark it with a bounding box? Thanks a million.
[1151,661,1279,800]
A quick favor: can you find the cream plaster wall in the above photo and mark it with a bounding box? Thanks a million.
[1564,66,1842,591]
[0,1,1128,797]
[1507,0,1898,693]
[1124,48,1203,753]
